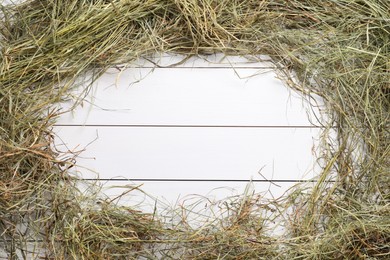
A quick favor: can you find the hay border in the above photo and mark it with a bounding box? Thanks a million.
[1,0,388,259]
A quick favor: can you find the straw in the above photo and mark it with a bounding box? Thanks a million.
[0,0,388,258]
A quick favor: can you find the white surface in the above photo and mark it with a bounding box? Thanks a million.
[55,126,320,180]
[58,64,322,127]
[54,55,323,213]
[96,180,300,209]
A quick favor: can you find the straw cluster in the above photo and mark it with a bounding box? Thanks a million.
[0,0,389,259]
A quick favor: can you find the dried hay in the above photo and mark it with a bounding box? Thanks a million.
[0,0,389,259]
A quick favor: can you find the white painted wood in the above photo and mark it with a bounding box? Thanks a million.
[53,55,323,216]
[54,126,320,181]
[91,181,303,229]
[57,67,322,127]
[97,180,299,209]
[2,0,24,6]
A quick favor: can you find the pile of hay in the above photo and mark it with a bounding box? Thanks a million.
[0,0,388,258]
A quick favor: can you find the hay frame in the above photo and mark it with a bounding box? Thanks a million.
[0,0,389,259]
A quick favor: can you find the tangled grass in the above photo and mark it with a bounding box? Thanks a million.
[0,0,389,259]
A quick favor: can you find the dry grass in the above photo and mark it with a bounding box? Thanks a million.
[0,0,389,259]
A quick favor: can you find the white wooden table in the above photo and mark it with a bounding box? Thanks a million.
[54,54,324,212]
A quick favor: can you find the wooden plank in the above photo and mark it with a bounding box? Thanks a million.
[57,67,323,126]
[79,180,315,229]
[97,180,302,207]
[54,126,321,181]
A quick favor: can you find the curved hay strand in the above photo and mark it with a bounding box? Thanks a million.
[0,0,389,259]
